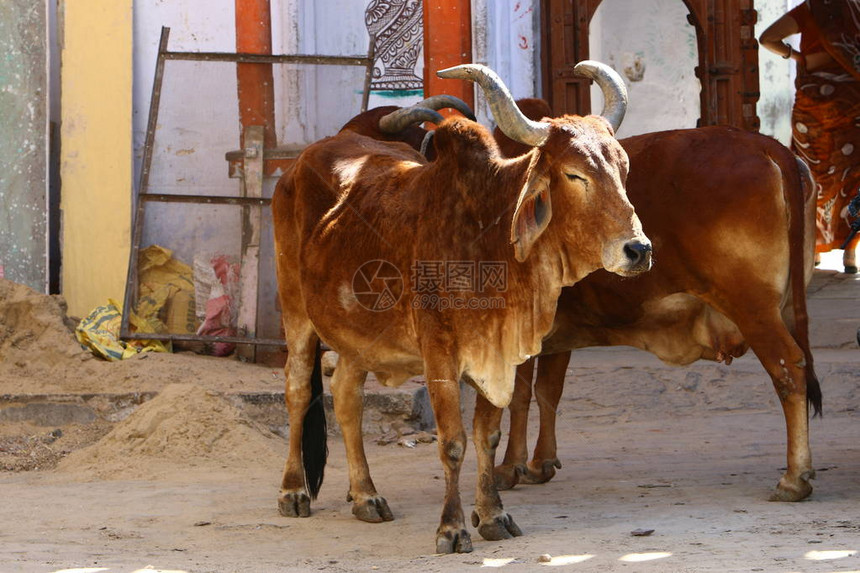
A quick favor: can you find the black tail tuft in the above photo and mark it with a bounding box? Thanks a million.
[302,340,328,499]
[807,370,823,418]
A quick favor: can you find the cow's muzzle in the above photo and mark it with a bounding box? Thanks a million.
[603,238,652,277]
[623,240,652,272]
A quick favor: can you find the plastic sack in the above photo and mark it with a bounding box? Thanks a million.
[75,298,170,361]
[137,245,198,335]
[194,254,240,356]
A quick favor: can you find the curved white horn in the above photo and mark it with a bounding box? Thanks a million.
[573,60,628,132]
[438,64,550,147]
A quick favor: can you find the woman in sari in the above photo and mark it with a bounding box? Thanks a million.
[760,0,860,273]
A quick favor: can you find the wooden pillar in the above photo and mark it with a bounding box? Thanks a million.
[235,0,277,149]
[423,0,474,111]
[234,1,273,361]
[738,0,761,132]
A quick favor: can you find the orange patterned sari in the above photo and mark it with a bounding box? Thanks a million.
[790,0,860,253]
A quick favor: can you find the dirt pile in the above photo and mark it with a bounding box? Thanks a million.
[0,277,284,395]
[0,278,87,368]
[57,383,283,479]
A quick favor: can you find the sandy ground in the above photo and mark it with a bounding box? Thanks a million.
[1,270,859,573]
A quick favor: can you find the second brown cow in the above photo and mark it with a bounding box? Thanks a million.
[494,99,822,504]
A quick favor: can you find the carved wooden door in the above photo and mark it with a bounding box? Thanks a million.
[540,0,760,131]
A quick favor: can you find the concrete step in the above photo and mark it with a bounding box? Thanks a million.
[0,379,434,440]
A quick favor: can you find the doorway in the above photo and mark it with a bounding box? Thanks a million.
[539,0,760,131]
[589,0,699,137]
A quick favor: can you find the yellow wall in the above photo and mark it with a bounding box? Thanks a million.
[61,0,133,317]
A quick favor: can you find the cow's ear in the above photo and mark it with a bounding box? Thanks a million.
[510,154,552,262]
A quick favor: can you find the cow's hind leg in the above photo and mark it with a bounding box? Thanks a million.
[472,391,522,541]
[278,325,326,517]
[733,311,815,501]
[331,357,393,523]
[521,351,569,484]
[494,358,535,490]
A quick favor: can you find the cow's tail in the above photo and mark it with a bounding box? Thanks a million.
[785,153,822,417]
[302,339,328,498]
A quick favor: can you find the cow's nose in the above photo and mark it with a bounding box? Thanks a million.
[623,240,652,270]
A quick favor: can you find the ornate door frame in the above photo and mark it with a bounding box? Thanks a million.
[540,0,760,131]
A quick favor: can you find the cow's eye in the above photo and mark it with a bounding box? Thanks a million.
[565,173,586,183]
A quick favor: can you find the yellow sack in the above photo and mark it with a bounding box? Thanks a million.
[75,298,170,361]
[136,245,197,335]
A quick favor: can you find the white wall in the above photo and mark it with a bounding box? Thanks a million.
[132,0,800,176]
[588,0,798,142]
[132,2,240,265]
[278,0,423,145]
[756,0,800,145]
[469,0,798,144]
[589,0,700,138]
[472,0,539,127]
[129,0,802,242]
[132,0,417,265]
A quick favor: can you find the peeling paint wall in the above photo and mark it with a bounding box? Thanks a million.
[0,1,48,292]
[132,2,237,197]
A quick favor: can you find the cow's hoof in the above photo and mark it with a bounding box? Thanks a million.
[471,510,523,541]
[278,491,311,517]
[436,526,473,554]
[769,472,814,502]
[844,265,858,274]
[494,463,525,490]
[352,495,394,523]
[520,458,561,484]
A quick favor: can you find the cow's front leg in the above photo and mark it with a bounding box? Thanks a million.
[426,367,471,554]
[331,357,393,523]
[472,391,522,541]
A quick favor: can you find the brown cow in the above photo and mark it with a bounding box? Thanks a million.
[492,99,822,503]
[338,94,476,155]
[272,62,652,553]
